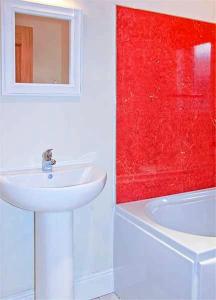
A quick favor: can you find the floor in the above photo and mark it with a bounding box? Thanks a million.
[94,293,119,300]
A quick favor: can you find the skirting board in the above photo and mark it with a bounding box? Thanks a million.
[0,269,114,300]
[0,290,33,300]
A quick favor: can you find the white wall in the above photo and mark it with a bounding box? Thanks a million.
[114,0,216,23]
[0,0,115,297]
[0,0,215,298]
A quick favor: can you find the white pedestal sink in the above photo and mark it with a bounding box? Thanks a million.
[0,164,107,300]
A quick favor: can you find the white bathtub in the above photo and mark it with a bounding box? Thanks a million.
[114,188,216,300]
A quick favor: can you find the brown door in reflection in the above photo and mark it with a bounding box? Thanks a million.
[15,25,33,83]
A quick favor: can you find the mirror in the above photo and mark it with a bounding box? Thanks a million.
[15,13,70,84]
[1,0,82,96]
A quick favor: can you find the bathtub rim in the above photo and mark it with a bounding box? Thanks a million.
[116,187,216,261]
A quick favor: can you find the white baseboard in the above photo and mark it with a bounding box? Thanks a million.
[75,268,114,300]
[0,290,34,300]
[0,269,114,300]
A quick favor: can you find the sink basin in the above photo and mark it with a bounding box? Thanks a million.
[0,163,107,300]
[0,164,107,212]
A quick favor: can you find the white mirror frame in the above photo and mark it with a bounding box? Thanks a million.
[1,0,82,96]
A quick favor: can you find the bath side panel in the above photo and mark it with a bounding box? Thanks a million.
[114,213,194,300]
[198,258,216,300]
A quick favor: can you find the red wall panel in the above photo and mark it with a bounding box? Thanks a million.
[116,6,216,203]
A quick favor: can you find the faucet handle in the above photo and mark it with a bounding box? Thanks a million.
[42,149,53,161]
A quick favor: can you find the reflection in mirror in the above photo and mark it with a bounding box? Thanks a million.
[15,13,70,84]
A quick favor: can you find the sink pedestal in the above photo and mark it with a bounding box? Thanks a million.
[35,212,74,300]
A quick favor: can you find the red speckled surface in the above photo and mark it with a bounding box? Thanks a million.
[116,6,216,203]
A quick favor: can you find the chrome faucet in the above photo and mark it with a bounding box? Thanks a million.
[42,149,56,172]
